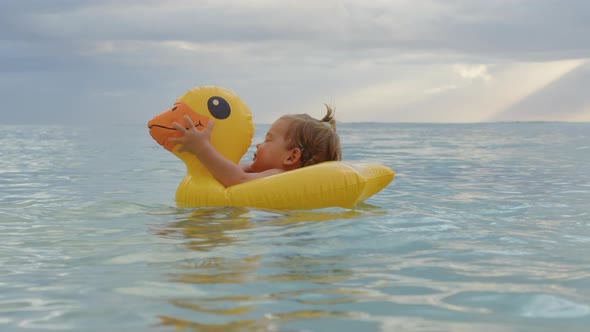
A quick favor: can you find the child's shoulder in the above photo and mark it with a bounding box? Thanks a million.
[239,162,252,172]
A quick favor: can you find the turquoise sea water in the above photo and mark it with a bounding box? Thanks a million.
[1,122,589,331]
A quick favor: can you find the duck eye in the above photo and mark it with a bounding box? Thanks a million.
[207,96,231,119]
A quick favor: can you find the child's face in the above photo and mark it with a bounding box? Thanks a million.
[250,119,295,172]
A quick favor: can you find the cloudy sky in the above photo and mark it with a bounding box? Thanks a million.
[1,0,589,124]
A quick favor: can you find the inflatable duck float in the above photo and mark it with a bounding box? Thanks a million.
[148,86,394,210]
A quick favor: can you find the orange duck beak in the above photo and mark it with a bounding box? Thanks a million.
[147,100,211,152]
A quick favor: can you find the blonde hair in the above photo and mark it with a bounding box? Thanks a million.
[279,104,342,167]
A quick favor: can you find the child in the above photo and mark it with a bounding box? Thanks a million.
[170,105,342,187]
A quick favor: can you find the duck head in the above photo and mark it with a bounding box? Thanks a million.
[147,86,253,164]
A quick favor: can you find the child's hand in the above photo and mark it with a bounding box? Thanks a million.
[169,115,215,155]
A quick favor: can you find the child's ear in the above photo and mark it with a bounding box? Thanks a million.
[283,148,302,167]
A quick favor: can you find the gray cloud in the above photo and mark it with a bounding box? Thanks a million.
[4,1,589,57]
[1,0,589,124]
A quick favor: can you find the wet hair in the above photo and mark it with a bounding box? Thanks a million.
[279,104,342,167]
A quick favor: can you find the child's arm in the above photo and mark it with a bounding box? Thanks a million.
[169,115,282,187]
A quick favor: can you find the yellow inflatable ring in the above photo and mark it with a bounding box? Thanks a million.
[148,86,394,210]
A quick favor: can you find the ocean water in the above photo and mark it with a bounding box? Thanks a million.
[1,122,589,332]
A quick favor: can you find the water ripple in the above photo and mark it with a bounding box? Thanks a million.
[1,123,590,331]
